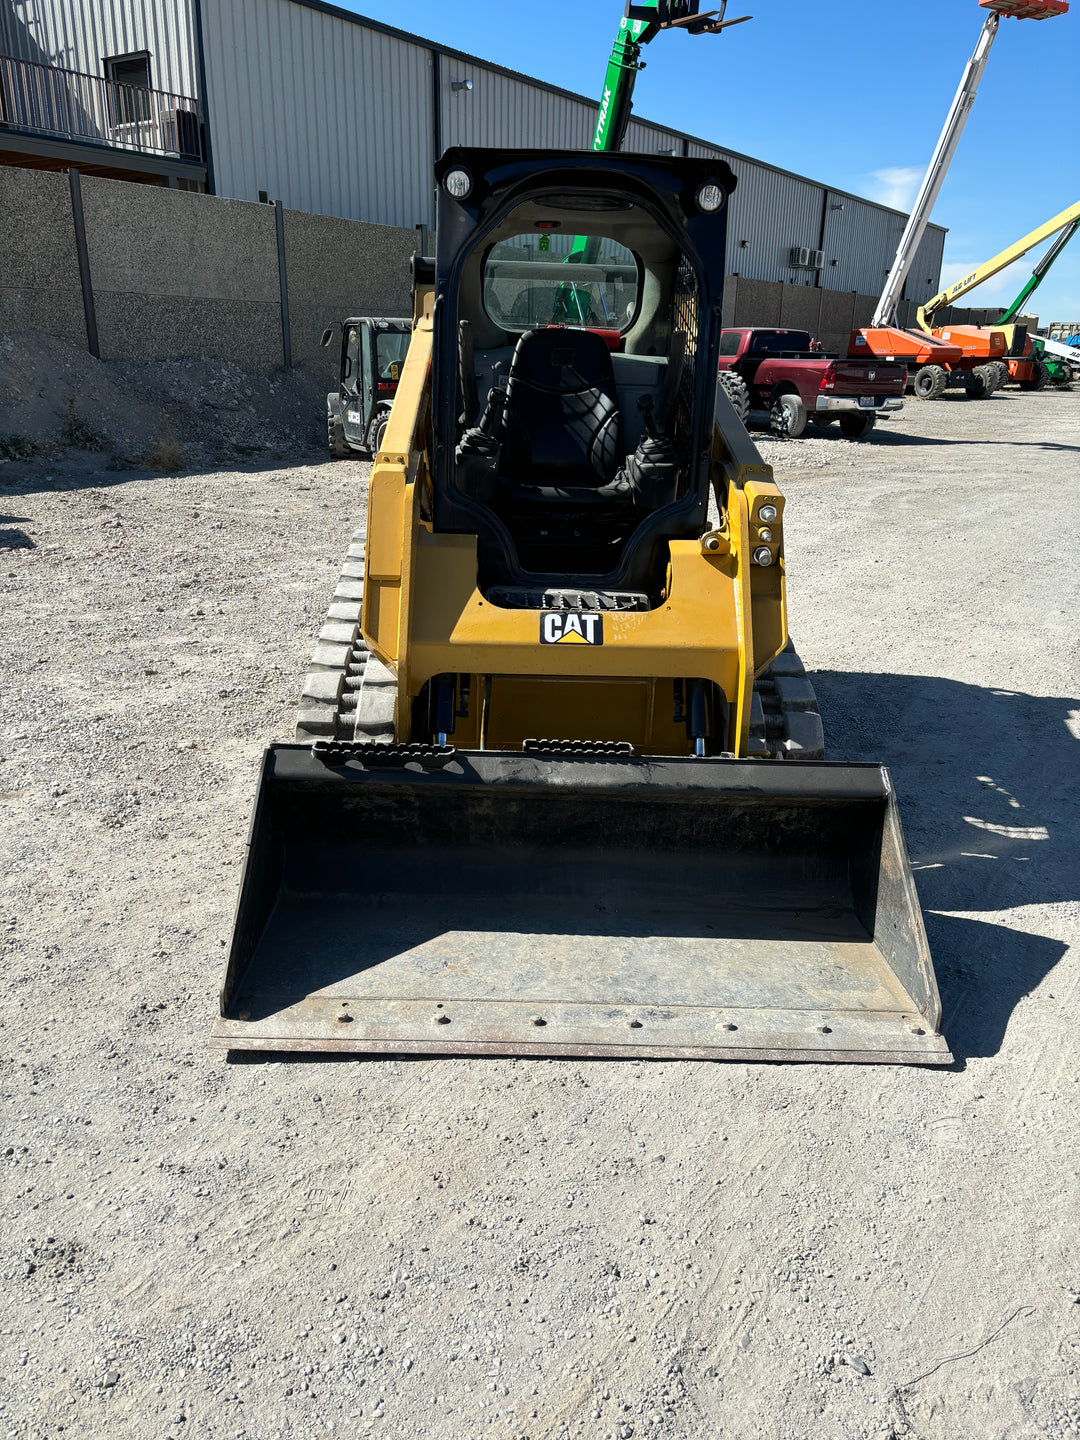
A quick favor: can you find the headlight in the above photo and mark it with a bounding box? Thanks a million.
[753,546,774,567]
[695,182,724,214]
[758,503,777,522]
[444,168,473,200]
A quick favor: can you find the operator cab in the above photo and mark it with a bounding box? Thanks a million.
[431,149,735,609]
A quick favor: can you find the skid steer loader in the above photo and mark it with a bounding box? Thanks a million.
[214,149,950,1064]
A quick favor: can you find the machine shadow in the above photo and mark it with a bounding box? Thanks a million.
[811,670,1078,1060]
[0,515,35,549]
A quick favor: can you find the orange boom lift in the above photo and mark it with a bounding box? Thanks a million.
[850,0,1069,400]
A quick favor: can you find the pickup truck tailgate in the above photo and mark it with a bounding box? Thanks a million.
[828,361,906,396]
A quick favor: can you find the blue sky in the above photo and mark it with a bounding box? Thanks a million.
[348,0,1080,320]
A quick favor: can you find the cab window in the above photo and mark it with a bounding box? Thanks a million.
[375,330,410,380]
[483,234,641,332]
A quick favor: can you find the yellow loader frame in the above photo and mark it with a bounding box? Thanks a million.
[362,289,787,758]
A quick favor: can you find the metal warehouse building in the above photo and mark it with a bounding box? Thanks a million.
[1,0,946,305]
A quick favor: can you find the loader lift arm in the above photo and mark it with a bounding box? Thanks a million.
[916,200,1080,332]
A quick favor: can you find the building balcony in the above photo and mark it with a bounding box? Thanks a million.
[0,54,202,166]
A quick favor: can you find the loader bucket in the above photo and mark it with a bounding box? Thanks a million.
[213,747,951,1064]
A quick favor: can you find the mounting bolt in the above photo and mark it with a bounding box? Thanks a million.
[909,1025,925,1035]
[531,1016,547,1027]
[434,1013,451,1025]
[721,1022,738,1032]
[628,1019,643,1029]
[818,1025,832,1034]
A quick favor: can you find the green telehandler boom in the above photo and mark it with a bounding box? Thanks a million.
[561,1,749,276]
[998,216,1080,326]
[997,217,1080,385]
[590,2,750,158]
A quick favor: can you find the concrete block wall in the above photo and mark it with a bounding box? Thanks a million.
[283,208,415,366]
[4,165,1004,373]
[81,180,283,366]
[722,276,903,355]
[0,167,417,372]
[731,278,783,328]
[0,169,86,345]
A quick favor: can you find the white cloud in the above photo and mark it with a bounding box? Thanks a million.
[866,166,923,211]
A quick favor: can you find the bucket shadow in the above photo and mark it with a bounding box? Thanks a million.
[812,672,1078,1060]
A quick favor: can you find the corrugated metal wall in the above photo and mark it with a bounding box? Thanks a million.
[146,0,943,303]
[439,63,593,152]
[725,160,825,286]
[0,0,196,98]
[201,0,432,227]
[624,117,682,155]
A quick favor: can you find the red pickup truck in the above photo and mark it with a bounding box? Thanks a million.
[717,327,906,439]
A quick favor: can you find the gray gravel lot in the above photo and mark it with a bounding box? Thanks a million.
[1,388,1078,1440]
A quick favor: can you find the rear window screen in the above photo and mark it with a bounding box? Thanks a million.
[483,234,641,332]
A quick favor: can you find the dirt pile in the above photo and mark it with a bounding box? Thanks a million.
[0,330,330,472]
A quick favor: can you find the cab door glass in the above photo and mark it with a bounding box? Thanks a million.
[344,325,361,393]
[359,328,375,421]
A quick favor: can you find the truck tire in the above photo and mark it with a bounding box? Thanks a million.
[717,370,750,423]
[769,393,806,439]
[371,409,391,455]
[838,412,876,440]
[327,406,353,459]
[913,365,948,400]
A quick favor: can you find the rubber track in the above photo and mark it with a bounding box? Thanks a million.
[295,530,395,744]
[296,535,825,759]
[751,645,825,759]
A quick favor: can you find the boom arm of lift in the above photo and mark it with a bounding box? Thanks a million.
[997,217,1080,325]
[915,200,1080,333]
[872,11,1002,330]
[871,0,1069,331]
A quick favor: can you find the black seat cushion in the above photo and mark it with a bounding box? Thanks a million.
[499,328,621,490]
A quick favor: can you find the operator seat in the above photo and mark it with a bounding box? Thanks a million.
[496,328,631,509]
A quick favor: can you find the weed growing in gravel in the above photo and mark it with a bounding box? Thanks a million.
[60,396,109,451]
[0,433,45,461]
[142,422,186,472]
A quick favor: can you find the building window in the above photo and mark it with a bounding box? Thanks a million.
[105,52,153,125]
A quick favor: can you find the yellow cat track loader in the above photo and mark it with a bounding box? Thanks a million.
[214,149,950,1065]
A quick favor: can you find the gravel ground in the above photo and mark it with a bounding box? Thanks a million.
[1,387,1078,1440]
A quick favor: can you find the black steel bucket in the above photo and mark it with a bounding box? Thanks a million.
[213,746,950,1064]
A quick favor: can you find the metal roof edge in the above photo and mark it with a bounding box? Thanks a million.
[281,0,947,235]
